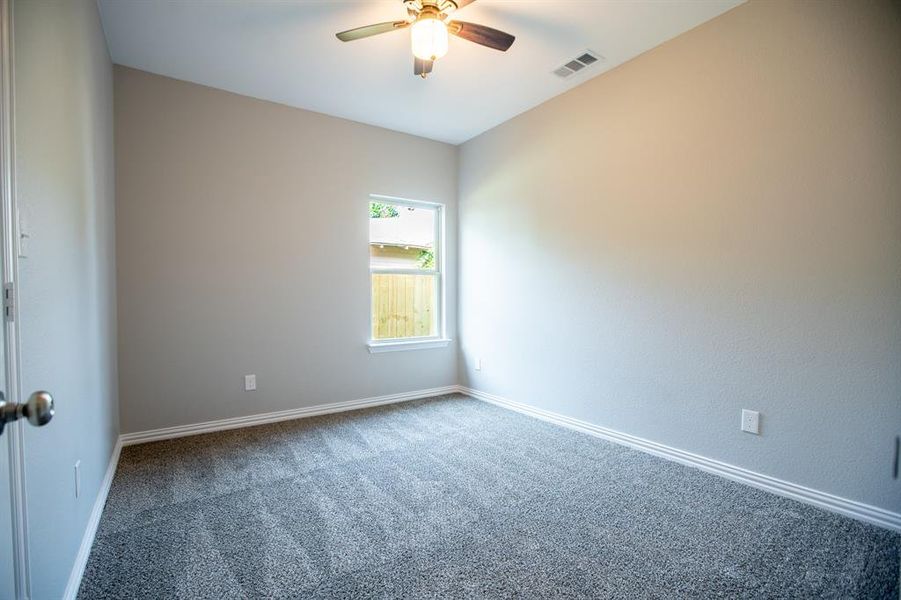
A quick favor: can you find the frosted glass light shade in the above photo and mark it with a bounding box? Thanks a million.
[411,17,448,61]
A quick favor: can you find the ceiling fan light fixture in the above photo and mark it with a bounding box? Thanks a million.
[335,0,514,78]
[411,15,448,61]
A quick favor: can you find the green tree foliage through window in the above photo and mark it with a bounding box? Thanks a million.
[370,202,399,219]
[418,249,435,270]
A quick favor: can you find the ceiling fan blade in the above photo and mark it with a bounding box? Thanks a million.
[448,21,515,52]
[414,57,434,77]
[336,21,409,42]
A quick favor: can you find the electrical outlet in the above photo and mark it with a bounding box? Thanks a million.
[475,358,482,371]
[741,409,760,435]
[74,460,81,498]
[244,374,257,391]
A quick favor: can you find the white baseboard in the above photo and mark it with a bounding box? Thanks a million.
[62,437,122,600]
[458,386,901,533]
[120,385,459,446]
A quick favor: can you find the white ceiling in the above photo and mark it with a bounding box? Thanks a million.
[98,0,743,145]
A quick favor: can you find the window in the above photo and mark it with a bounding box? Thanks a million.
[368,196,448,352]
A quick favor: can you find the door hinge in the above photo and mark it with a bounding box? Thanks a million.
[3,282,14,322]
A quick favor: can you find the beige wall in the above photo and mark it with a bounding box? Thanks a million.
[14,0,119,596]
[458,0,901,512]
[115,67,458,433]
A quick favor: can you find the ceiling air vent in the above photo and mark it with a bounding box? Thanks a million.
[553,50,604,79]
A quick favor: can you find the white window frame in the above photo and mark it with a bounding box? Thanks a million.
[367,194,450,353]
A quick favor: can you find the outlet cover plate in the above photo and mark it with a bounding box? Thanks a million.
[741,409,760,434]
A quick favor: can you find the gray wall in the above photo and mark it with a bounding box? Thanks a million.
[13,0,119,597]
[115,67,458,434]
[458,0,901,513]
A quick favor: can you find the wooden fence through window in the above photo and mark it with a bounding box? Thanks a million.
[371,273,436,339]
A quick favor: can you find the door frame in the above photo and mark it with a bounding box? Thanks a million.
[0,0,31,598]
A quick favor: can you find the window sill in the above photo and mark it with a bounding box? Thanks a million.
[367,339,452,354]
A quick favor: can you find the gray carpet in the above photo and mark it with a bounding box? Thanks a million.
[78,394,900,599]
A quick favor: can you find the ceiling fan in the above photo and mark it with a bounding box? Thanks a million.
[336,0,515,78]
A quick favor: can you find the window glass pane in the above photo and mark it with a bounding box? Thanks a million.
[370,201,436,271]
[371,273,437,340]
